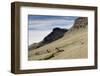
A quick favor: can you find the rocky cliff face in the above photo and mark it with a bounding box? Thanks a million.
[73,17,88,29]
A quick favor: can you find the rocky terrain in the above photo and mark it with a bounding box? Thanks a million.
[28,17,88,60]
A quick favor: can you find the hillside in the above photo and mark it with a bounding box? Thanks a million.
[28,17,88,60]
[28,28,68,51]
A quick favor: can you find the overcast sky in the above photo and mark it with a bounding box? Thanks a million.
[28,15,78,45]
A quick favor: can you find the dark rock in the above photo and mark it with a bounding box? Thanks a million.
[43,28,68,43]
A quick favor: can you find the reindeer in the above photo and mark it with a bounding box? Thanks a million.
[55,47,64,52]
[46,50,50,53]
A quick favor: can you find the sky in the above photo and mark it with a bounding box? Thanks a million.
[28,15,78,45]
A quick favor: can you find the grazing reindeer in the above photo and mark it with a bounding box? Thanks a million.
[55,47,64,52]
[46,50,50,53]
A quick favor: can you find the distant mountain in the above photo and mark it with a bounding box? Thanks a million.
[43,28,68,43]
[29,28,68,51]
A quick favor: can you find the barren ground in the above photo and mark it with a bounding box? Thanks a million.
[28,27,88,60]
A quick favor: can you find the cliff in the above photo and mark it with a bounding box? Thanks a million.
[73,17,88,29]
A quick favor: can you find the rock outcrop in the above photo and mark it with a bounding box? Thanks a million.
[73,17,88,29]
